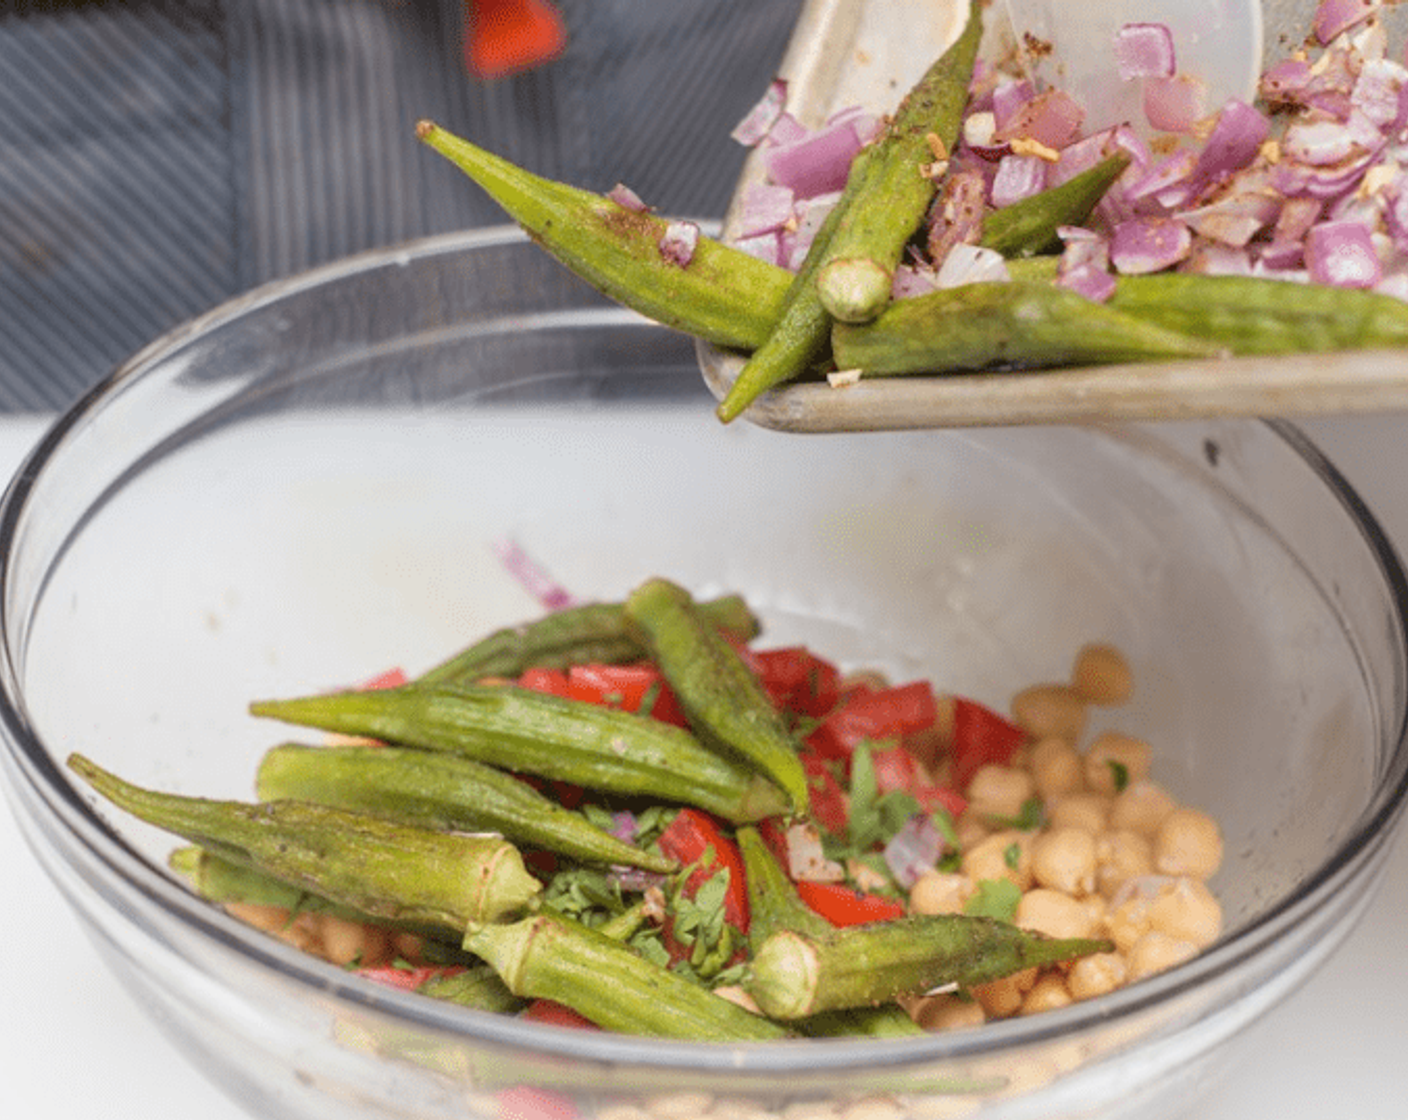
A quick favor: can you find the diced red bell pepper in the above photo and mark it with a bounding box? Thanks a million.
[517,666,572,697]
[794,880,906,926]
[798,747,850,838]
[355,964,466,992]
[656,808,750,934]
[521,998,601,1031]
[564,663,687,726]
[806,680,939,762]
[949,696,1026,791]
[869,744,968,819]
[749,646,843,718]
[464,0,567,80]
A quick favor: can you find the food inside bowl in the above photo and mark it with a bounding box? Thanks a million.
[69,576,1224,1040]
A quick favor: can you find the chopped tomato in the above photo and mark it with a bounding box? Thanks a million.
[358,667,408,691]
[521,999,600,1030]
[949,696,1026,790]
[794,880,906,926]
[517,666,572,696]
[656,808,749,934]
[798,747,850,837]
[564,663,687,726]
[806,680,939,762]
[749,646,842,718]
[464,0,567,80]
[355,964,465,992]
[870,744,968,818]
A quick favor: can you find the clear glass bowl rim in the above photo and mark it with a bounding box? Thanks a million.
[3,225,1408,1076]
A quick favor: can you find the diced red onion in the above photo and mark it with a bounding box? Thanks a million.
[1124,149,1199,210]
[926,168,987,264]
[1305,219,1383,286]
[1180,170,1282,247]
[990,153,1049,208]
[1314,0,1380,46]
[783,820,846,883]
[731,231,783,266]
[1375,271,1408,301]
[1191,100,1270,184]
[730,78,788,147]
[1260,59,1317,108]
[658,220,700,267]
[1282,113,1380,167]
[962,110,1006,159]
[607,183,649,212]
[735,181,796,237]
[883,814,949,889]
[1351,58,1408,130]
[1058,262,1118,302]
[782,191,841,270]
[765,111,810,147]
[991,78,1035,135]
[492,540,578,610]
[1183,241,1256,275]
[1057,229,1116,302]
[993,89,1085,151]
[1115,23,1177,82]
[762,118,864,199]
[610,867,667,893]
[1143,74,1207,134]
[936,243,1009,288]
[1111,216,1193,274]
[892,262,943,300]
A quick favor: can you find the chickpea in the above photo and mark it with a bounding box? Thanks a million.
[966,764,1036,821]
[910,871,975,916]
[320,914,391,967]
[1031,827,1098,896]
[1011,683,1087,742]
[224,901,292,934]
[1083,731,1153,796]
[961,830,1034,890]
[910,993,986,1032]
[1108,779,1178,836]
[1094,829,1155,899]
[1020,973,1073,1015]
[1029,737,1084,801]
[970,968,1038,1018]
[1046,791,1112,835]
[1126,930,1199,980]
[1154,808,1224,879]
[1148,877,1223,948]
[1015,889,1100,940]
[1071,643,1134,706]
[954,807,992,849]
[1105,893,1156,955]
[1067,952,1128,1000]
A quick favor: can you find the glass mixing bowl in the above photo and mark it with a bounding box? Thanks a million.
[2,227,1406,1120]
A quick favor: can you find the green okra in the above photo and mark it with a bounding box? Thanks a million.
[813,0,985,325]
[465,911,791,1041]
[1108,271,1408,354]
[980,153,1132,259]
[171,844,364,920]
[795,1005,926,1038]
[624,578,809,816]
[418,594,761,687]
[69,753,541,931]
[414,964,524,1014]
[737,825,832,944]
[255,743,675,873]
[249,682,790,824]
[745,915,1112,1020]
[415,121,786,352]
[831,279,1224,375]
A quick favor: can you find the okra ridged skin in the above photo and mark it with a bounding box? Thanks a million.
[831,280,1223,375]
[417,595,761,687]
[465,911,791,1041]
[980,154,1131,259]
[68,754,542,930]
[746,917,1113,1020]
[737,826,832,944]
[814,0,984,325]
[248,682,790,824]
[1108,272,1408,355]
[624,578,810,816]
[415,121,786,353]
[255,743,675,873]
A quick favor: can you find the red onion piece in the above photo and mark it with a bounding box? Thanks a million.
[1058,262,1118,302]
[1260,59,1316,108]
[658,220,700,267]
[492,540,578,610]
[892,262,943,300]
[607,183,649,212]
[1183,242,1256,275]
[936,244,1009,288]
[1057,228,1116,302]
[1351,58,1408,130]
[1190,100,1270,184]
[1305,219,1383,287]
[1143,74,1207,134]
[1314,0,1380,46]
[883,814,949,889]
[990,153,1048,208]
[765,111,809,148]
[762,118,865,199]
[731,231,783,266]
[1111,216,1193,274]
[1115,23,1177,82]
[731,78,788,147]
[735,181,796,237]
[991,78,1035,134]
[925,168,987,265]
[993,89,1085,151]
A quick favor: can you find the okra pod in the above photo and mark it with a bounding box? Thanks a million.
[249,682,790,823]
[624,578,809,815]
[746,916,1111,1020]
[417,594,761,687]
[979,153,1131,259]
[171,844,365,920]
[69,754,542,930]
[255,743,675,873]
[831,280,1223,375]
[736,825,832,943]
[415,964,524,1014]
[415,121,786,352]
[813,0,984,324]
[1108,271,1408,354]
[796,1006,926,1039]
[465,911,790,1041]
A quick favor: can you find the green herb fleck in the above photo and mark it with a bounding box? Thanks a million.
[1003,842,1022,871]
[986,797,1046,832]
[1108,760,1131,793]
[964,878,1022,922]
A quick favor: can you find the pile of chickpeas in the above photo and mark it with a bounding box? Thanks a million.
[902,643,1224,1030]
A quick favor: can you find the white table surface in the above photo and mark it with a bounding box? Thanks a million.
[2,412,1406,1120]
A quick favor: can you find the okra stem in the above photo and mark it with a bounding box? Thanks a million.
[249,683,790,823]
[69,754,542,930]
[415,121,787,352]
[746,916,1112,1020]
[417,594,761,687]
[831,280,1224,375]
[465,911,791,1041]
[813,0,985,324]
[255,743,675,873]
[624,578,810,815]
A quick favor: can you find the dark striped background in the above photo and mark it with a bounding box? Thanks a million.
[0,0,800,411]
